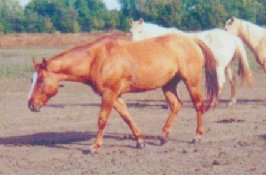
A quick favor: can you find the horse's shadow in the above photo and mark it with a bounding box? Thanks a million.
[259,134,266,141]
[46,98,266,110]
[0,131,190,153]
[131,98,266,106]
[0,131,95,146]
[46,100,194,109]
[47,102,168,109]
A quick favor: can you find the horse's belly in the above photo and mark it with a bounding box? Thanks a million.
[131,64,177,91]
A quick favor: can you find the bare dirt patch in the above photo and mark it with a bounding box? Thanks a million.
[0,31,129,48]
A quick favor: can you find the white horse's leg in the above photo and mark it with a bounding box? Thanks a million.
[217,66,226,96]
[225,65,237,106]
[209,66,225,107]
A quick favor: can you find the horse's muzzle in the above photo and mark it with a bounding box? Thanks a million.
[28,99,41,112]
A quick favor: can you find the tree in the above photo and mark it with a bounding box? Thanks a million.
[0,22,4,34]
[222,0,259,22]
[75,0,107,31]
[104,10,120,30]
[136,0,185,28]
[1,0,265,33]
[181,0,228,30]
[0,0,23,33]
[23,11,46,33]
[44,17,56,33]
[256,0,266,24]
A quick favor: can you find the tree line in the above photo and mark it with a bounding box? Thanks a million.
[0,0,266,34]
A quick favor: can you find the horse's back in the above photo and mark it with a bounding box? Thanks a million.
[196,29,236,47]
[128,34,203,64]
[195,29,238,66]
[133,35,203,84]
[98,34,204,92]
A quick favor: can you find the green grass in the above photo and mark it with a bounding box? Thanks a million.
[0,64,32,79]
[0,48,64,79]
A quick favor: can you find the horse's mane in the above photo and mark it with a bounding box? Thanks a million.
[237,18,266,33]
[234,18,266,51]
[50,34,124,61]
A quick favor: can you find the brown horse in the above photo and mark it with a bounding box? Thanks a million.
[28,34,218,154]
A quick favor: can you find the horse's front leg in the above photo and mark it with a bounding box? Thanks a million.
[113,97,145,149]
[86,89,118,154]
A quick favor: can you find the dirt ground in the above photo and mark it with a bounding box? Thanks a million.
[0,46,266,175]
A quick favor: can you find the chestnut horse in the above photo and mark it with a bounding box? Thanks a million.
[225,17,266,73]
[130,18,253,106]
[28,34,218,153]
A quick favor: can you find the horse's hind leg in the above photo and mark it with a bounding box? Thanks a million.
[212,65,226,107]
[160,79,182,145]
[113,97,144,148]
[87,89,118,154]
[184,80,205,143]
[225,65,237,106]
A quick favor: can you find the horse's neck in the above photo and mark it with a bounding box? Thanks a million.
[239,21,266,52]
[45,36,119,84]
[47,52,92,83]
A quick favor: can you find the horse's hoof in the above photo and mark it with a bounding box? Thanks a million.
[159,136,168,145]
[191,138,202,144]
[227,102,236,107]
[82,147,98,155]
[82,149,94,155]
[228,99,237,107]
[136,142,145,149]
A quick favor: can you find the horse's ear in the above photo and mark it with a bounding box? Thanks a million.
[231,16,235,23]
[32,58,40,71]
[32,58,37,66]
[129,18,134,26]
[42,57,47,70]
[139,18,144,24]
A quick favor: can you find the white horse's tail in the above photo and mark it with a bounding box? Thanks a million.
[235,38,253,86]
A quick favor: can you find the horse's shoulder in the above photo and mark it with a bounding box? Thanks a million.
[105,38,130,51]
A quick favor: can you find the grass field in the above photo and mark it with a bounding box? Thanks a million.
[0,48,65,79]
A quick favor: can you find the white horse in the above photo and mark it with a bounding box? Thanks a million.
[225,17,266,73]
[130,18,253,106]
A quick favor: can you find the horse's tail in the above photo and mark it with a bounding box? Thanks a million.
[235,38,253,86]
[195,39,219,111]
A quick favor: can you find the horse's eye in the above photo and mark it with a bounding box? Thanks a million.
[37,79,44,84]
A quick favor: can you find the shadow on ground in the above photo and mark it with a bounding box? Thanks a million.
[0,131,191,152]
[46,98,266,110]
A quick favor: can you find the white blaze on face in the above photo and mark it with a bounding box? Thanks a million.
[28,72,38,100]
